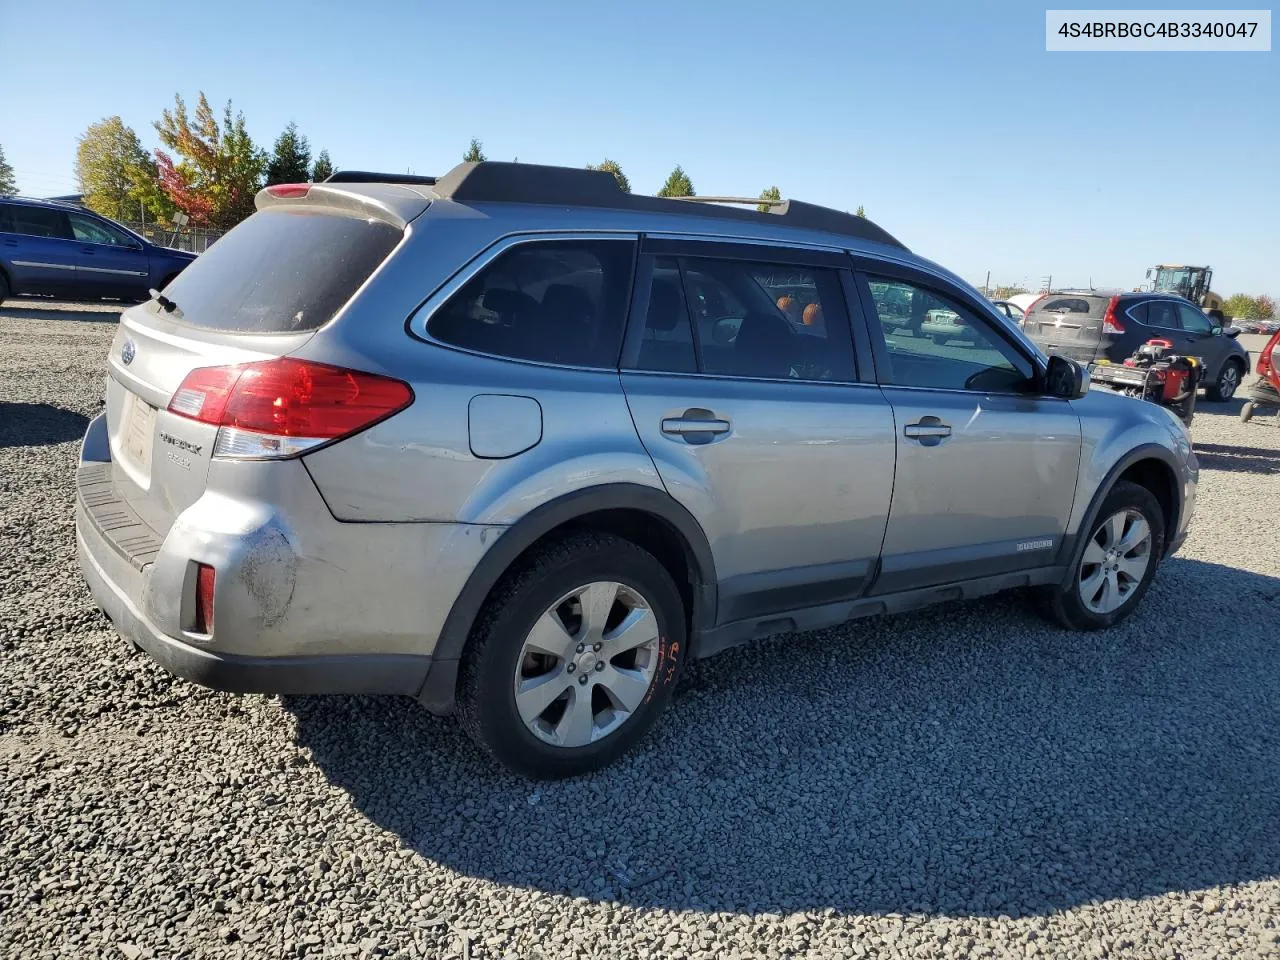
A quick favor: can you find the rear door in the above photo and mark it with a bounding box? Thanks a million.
[1022,294,1111,362]
[619,241,896,623]
[103,201,407,536]
[66,211,151,300]
[1173,301,1231,376]
[3,204,79,296]
[854,265,1082,592]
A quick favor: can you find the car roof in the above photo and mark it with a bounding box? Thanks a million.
[3,196,85,211]
[302,161,909,256]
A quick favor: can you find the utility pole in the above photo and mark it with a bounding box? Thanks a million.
[985,271,991,296]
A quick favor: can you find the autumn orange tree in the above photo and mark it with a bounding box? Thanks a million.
[153,93,266,230]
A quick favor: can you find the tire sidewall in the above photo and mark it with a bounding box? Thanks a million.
[1057,482,1166,630]
[469,542,686,777]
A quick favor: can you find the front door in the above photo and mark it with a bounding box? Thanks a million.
[66,211,152,300]
[857,271,1083,593]
[619,247,896,623]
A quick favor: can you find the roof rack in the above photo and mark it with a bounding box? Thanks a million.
[325,170,438,186]
[428,162,906,250]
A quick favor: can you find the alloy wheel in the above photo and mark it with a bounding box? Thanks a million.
[513,581,661,747]
[1077,508,1153,614]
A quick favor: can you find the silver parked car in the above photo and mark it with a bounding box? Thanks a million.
[76,162,1198,778]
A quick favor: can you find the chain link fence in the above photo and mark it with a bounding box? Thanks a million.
[120,222,223,254]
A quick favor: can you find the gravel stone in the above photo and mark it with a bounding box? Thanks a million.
[2,307,1278,959]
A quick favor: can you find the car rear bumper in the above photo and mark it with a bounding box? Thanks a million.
[74,412,500,700]
[77,516,432,694]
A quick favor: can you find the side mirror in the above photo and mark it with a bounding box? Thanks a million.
[1225,326,1241,339]
[1045,354,1090,399]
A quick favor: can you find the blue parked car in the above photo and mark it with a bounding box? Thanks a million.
[0,197,196,304]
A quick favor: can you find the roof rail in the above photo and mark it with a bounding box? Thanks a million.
[325,170,438,186]
[429,162,906,249]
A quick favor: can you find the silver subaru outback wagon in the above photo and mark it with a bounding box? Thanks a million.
[76,161,1198,778]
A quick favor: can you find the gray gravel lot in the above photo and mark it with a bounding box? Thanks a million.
[2,304,1278,959]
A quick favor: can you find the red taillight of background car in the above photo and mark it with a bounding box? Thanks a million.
[1102,296,1125,335]
[194,563,215,634]
[167,358,413,459]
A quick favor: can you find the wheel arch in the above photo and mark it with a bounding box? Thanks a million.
[417,483,717,713]
[1058,443,1183,577]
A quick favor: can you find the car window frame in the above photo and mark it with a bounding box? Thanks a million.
[407,231,640,371]
[0,203,13,233]
[619,238,868,385]
[849,256,1047,397]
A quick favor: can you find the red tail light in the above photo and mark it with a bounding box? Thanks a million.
[1102,296,1125,335]
[266,183,311,199]
[168,358,413,459]
[194,563,215,634]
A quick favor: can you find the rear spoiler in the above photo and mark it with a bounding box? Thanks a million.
[254,181,431,231]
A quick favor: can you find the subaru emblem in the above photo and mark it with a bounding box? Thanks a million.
[120,337,136,366]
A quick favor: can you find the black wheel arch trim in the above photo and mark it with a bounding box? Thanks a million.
[1055,442,1184,577]
[417,483,718,711]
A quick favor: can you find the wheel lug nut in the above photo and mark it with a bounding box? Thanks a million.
[595,661,605,672]
[567,663,575,673]
[578,674,588,685]
[593,642,602,652]
[576,644,585,654]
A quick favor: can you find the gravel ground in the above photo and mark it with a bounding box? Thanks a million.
[2,304,1278,960]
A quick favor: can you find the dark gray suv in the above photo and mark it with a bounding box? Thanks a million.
[1022,291,1250,400]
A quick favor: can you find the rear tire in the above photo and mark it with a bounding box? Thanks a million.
[1206,359,1243,401]
[932,334,947,345]
[1241,400,1256,423]
[1039,481,1165,631]
[0,272,9,305]
[455,531,687,779]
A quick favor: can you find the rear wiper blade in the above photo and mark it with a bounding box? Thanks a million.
[148,289,181,316]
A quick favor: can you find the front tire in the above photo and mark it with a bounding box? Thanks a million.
[1207,359,1243,401]
[1040,481,1165,631]
[455,532,687,779]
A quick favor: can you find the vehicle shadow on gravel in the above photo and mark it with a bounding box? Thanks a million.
[1193,443,1280,474]
[288,557,1280,919]
[0,403,89,448]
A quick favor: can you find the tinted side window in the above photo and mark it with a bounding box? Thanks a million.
[0,204,13,233]
[633,257,697,373]
[1177,304,1213,334]
[681,258,855,382]
[1127,301,1149,324]
[430,240,635,368]
[865,277,1032,392]
[1145,300,1180,329]
[9,206,72,240]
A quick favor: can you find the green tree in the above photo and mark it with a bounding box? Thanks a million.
[463,138,487,163]
[0,143,18,197]
[75,117,156,221]
[757,185,781,213]
[311,149,335,182]
[657,165,694,198]
[265,122,312,185]
[855,205,866,218]
[1256,294,1275,319]
[154,92,267,230]
[586,158,631,193]
[1222,293,1262,320]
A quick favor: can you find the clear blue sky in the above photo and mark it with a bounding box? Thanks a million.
[2,0,1275,294]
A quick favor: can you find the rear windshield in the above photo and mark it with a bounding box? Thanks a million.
[1029,296,1110,317]
[161,208,402,333]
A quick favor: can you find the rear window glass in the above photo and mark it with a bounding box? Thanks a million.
[1034,297,1105,316]
[161,208,402,333]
